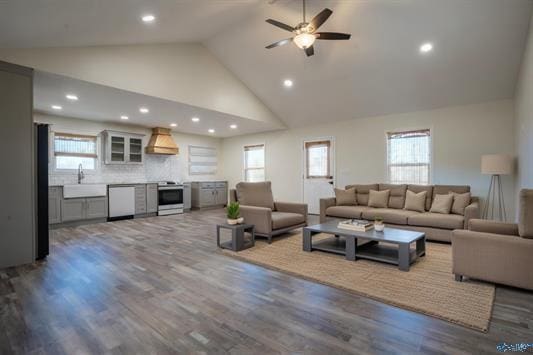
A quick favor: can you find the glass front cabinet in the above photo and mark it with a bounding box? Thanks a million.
[103,130,145,165]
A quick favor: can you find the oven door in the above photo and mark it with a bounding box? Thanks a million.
[158,187,183,209]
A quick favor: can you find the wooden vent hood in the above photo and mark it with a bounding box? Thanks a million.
[145,127,179,155]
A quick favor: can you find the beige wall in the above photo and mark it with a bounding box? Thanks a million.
[0,44,284,127]
[222,100,516,219]
[515,12,533,193]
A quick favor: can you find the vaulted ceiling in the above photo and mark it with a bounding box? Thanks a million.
[1,0,532,129]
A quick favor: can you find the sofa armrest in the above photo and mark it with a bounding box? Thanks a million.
[275,201,308,221]
[468,219,519,236]
[451,230,533,290]
[240,205,272,235]
[320,197,336,223]
[463,201,480,228]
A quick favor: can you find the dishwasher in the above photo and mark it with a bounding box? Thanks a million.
[108,186,135,221]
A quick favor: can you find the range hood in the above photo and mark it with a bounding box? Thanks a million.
[145,127,179,155]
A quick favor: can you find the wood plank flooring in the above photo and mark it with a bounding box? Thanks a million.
[1,209,532,354]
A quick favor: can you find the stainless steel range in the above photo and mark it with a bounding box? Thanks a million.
[158,181,184,215]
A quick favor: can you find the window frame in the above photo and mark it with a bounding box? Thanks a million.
[304,140,332,179]
[52,131,100,173]
[243,143,266,182]
[385,128,433,185]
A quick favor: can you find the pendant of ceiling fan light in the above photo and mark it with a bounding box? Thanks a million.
[293,33,316,49]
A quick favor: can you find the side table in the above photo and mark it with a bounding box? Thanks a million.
[216,223,255,251]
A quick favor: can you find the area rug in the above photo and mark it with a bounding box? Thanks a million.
[222,233,495,332]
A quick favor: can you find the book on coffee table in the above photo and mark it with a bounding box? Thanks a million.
[337,219,374,232]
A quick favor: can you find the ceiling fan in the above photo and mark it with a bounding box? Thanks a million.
[265,0,351,57]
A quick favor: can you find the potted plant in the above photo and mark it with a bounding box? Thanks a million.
[227,202,241,225]
[374,216,385,232]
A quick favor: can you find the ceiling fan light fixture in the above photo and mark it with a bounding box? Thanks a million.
[293,33,316,49]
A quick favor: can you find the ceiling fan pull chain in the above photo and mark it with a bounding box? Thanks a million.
[303,0,306,23]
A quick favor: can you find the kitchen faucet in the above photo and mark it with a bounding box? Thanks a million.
[78,163,85,184]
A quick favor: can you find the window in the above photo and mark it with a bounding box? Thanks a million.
[54,133,97,170]
[305,140,331,178]
[387,129,431,185]
[244,144,265,182]
[189,145,217,175]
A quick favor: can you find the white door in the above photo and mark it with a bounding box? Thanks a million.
[303,138,335,215]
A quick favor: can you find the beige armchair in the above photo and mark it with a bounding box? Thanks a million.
[452,189,533,290]
[230,182,308,243]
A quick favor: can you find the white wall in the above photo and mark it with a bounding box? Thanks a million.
[222,100,516,219]
[0,44,284,127]
[35,113,224,185]
[515,12,533,192]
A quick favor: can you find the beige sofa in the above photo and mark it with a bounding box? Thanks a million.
[320,184,479,242]
[229,182,308,243]
[452,189,533,290]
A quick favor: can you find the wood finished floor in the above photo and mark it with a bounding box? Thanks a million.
[1,209,532,354]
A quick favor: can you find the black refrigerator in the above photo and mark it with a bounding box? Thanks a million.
[35,123,49,260]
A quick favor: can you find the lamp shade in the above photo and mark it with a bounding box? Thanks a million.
[481,154,513,175]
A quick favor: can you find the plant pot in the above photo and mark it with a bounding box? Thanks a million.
[227,219,239,225]
[237,217,244,224]
[375,223,385,232]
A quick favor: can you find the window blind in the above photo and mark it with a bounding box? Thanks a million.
[189,145,217,175]
[244,144,265,182]
[387,129,431,185]
[54,133,97,158]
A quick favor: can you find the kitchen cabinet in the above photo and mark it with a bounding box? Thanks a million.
[146,184,158,213]
[61,196,108,222]
[191,181,227,209]
[183,182,191,211]
[135,184,147,215]
[49,186,62,224]
[103,130,145,165]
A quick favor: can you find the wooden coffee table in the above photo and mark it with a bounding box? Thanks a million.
[303,221,426,271]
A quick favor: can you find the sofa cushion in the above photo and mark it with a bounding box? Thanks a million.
[450,192,471,215]
[433,185,470,196]
[335,188,357,206]
[271,212,305,230]
[362,208,419,225]
[326,206,371,219]
[408,212,464,230]
[368,190,390,208]
[404,190,427,213]
[236,181,275,209]
[379,184,407,209]
[345,184,378,206]
[407,185,433,211]
[430,194,454,214]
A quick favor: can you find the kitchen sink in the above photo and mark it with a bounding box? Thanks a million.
[63,184,107,198]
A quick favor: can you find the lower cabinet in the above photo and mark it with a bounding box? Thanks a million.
[191,181,228,208]
[146,183,158,213]
[134,184,147,215]
[61,197,108,222]
[49,186,62,224]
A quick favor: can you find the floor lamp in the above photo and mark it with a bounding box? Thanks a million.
[481,154,512,221]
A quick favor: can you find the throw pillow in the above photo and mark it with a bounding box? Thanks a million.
[450,192,471,215]
[430,194,454,214]
[368,189,390,208]
[335,188,357,206]
[404,190,427,213]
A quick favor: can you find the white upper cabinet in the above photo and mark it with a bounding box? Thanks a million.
[103,130,145,165]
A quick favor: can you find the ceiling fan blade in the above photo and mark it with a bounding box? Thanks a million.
[305,45,314,57]
[309,8,332,32]
[265,38,293,49]
[315,32,351,40]
[266,19,294,32]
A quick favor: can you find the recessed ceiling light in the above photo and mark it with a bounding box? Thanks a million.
[208,129,215,133]
[230,124,238,129]
[142,14,156,23]
[139,107,149,114]
[120,115,129,120]
[283,79,293,87]
[170,123,177,127]
[65,94,78,101]
[51,105,62,110]
[191,117,200,122]
[419,42,433,53]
